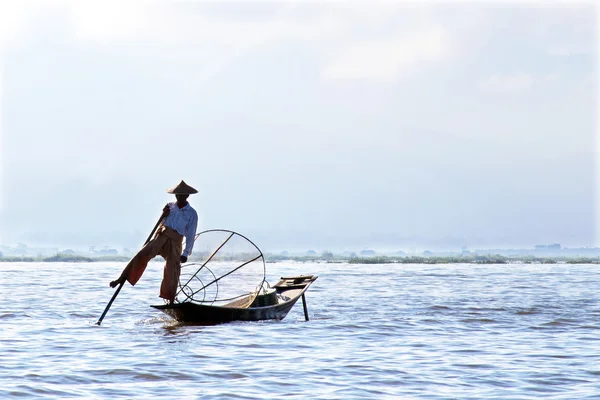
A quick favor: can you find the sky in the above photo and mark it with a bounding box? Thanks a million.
[0,0,597,253]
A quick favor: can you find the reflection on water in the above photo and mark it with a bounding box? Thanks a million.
[1,261,600,399]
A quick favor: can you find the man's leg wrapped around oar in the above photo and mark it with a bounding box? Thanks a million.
[109,225,183,294]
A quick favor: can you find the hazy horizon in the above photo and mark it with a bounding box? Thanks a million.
[1,2,597,253]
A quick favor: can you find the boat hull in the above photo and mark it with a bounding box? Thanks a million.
[151,275,317,325]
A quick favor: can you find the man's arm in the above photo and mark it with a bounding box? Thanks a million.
[182,211,198,259]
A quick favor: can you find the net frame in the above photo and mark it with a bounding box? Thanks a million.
[175,229,268,305]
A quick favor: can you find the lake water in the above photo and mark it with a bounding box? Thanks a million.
[1,261,600,399]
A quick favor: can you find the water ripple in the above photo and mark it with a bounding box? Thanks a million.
[2,262,600,399]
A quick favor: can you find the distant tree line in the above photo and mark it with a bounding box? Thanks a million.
[347,255,600,264]
[1,252,600,265]
[0,253,130,262]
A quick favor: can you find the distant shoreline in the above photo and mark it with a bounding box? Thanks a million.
[1,253,599,264]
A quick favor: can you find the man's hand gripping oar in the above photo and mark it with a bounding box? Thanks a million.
[95,210,167,326]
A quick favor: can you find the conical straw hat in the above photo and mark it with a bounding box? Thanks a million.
[166,180,198,195]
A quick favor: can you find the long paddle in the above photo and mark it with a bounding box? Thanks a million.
[95,211,166,326]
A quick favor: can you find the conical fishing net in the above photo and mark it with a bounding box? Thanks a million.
[175,229,268,305]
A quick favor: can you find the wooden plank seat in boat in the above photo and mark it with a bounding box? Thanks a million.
[273,275,317,288]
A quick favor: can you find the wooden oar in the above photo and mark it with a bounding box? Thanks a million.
[95,211,166,326]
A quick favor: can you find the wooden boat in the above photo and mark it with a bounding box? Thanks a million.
[96,228,318,326]
[148,229,318,325]
[151,275,318,324]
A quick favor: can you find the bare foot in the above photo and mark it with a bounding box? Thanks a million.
[109,278,124,288]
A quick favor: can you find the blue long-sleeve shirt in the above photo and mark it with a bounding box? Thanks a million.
[163,202,198,257]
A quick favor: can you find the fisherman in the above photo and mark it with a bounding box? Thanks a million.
[109,180,199,304]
